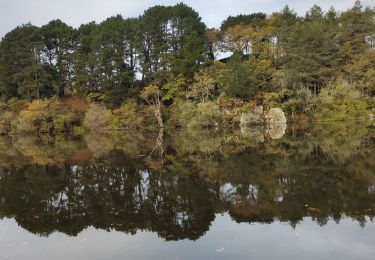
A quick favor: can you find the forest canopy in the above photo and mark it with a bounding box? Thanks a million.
[0,1,374,132]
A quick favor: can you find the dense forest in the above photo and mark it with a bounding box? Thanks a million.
[0,1,374,134]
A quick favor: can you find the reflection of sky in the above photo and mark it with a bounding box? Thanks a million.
[1,0,374,38]
[0,214,374,260]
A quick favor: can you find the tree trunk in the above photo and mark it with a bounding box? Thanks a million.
[27,89,31,102]
[35,71,39,99]
[156,127,164,158]
[155,108,164,128]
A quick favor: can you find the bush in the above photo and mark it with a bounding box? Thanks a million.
[111,100,143,130]
[172,101,223,129]
[12,98,80,134]
[86,92,105,103]
[313,79,369,122]
[84,100,144,132]
[283,87,315,115]
[189,101,223,128]
[7,98,27,112]
[83,103,113,131]
[174,100,198,127]
[217,97,244,127]
[0,111,16,135]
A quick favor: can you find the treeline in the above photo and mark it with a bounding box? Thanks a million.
[0,1,374,130]
[0,3,208,106]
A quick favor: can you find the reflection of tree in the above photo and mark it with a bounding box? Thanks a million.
[0,151,215,240]
[208,126,375,227]
[0,122,373,240]
[167,124,375,228]
[146,128,165,171]
[84,131,146,158]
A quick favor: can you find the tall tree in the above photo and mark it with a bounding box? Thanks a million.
[340,1,375,90]
[0,24,51,100]
[281,5,340,94]
[41,20,76,96]
[136,5,171,81]
[136,3,206,82]
[92,15,135,107]
[167,3,207,79]
[73,22,98,95]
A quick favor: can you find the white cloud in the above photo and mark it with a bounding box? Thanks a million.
[0,0,374,37]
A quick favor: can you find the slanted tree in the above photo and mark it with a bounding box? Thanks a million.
[140,83,164,128]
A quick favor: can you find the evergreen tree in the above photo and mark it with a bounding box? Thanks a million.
[0,24,52,100]
[41,19,76,96]
[220,51,254,98]
[92,15,135,107]
[73,22,98,95]
[281,5,340,94]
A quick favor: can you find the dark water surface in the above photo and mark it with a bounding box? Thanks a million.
[0,122,374,260]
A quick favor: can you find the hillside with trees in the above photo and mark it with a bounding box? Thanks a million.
[0,1,374,134]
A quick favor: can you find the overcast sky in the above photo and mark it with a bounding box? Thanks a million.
[0,0,374,37]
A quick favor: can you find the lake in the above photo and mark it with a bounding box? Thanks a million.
[0,122,374,260]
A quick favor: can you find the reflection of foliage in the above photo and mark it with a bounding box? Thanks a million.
[13,135,87,165]
[308,122,370,161]
[0,121,373,240]
[84,131,147,158]
[0,137,28,168]
[0,153,215,240]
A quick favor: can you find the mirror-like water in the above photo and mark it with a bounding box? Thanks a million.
[0,122,374,260]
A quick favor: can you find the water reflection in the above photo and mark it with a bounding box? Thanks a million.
[0,122,373,241]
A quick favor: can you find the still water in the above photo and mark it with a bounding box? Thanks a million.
[0,122,374,260]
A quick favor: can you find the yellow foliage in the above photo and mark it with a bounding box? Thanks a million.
[314,78,369,122]
[83,103,113,131]
[12,98,79,134]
